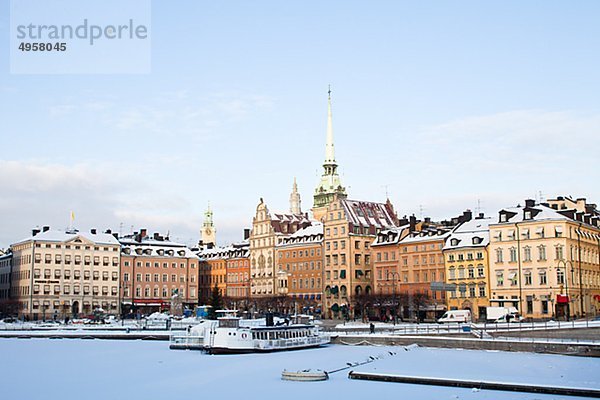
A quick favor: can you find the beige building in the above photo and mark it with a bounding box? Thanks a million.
[489,198,600,319]
[249,198,311,297]
[322,197,398,319]
[444,216,492,321]
[10,227,121,320]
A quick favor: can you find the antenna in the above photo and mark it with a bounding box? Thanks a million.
[382,185,390,200]
[419,204,424,219]
[119,222,124,236]
[476,199,482,215]
[539,190,545,202]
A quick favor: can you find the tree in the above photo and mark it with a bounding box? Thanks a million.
[207,285,223,320]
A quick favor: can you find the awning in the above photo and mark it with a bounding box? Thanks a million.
[557,294,569,304]
[535,227,544,234]
[508,272,516,280]
[521,228,529,236]
[555,226,563,234]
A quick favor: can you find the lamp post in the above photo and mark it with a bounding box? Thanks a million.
[386,271,400,325]
[556,259,574,321]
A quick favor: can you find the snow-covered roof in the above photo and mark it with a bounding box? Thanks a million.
[13,229,120,246]
[341,199,397,230]
[443,218,492,250]
[279,222,323,247]
[289,222,323,238]
[400,230,451,244]
[494,204,574,224]
[269,212,312,235]
[371,224,410,247]
[121,242,198,259]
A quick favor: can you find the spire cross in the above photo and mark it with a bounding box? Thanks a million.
[328,84,331,98]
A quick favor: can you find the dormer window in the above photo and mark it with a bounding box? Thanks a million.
[450,238,459,246]
[524,211,532,220]
[500,213,507,222]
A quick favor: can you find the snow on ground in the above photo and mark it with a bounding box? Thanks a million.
[0,339,598,400]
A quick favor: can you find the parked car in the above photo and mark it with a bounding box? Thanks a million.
[494,313,524,323]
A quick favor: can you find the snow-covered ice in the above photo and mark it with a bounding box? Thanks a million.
[0,339,598,400]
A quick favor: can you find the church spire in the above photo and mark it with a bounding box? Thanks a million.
[325,85,335,164]
[289,177,302,214]
[312,86,347,219]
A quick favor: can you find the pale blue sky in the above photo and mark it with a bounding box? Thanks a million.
[1,1,599,248]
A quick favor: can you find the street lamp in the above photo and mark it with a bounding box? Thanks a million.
[556,259,574,321]
[386,271,400,325]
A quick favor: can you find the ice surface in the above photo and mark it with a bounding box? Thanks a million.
[0,339,598,400]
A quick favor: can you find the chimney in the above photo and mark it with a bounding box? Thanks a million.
[90,229,97,234]
[153,232,160,240]
[244,228,250,240]
[409,215,417,232]
[42,226,50,232]
[462,209,473,222]
[32,228,41,237]
[477,212,485,219]
[525,199,535,208]
[140,229,147,238]
[105,229,112,234]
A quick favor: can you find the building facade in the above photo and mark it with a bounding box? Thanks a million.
[443,216,492,321]
[120,229,200,316]
[10,227,121,320]
[225,241,250,299]
[277,223,324,310]
[488,198,600,319]
[322,197,398,319]
[248,198,311,297]
[0,251,12,315]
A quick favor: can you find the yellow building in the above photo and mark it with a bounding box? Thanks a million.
[488,198,600,319]
[443,216,492,321]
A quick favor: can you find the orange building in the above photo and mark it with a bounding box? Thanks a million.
[277,223,324,310]
[226,242,250,299]
[199,246,228,302]
[120,230,199,316]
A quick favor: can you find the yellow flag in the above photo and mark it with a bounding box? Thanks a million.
[71,211,75,222]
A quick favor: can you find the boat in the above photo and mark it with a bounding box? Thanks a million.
[169,315,330,354]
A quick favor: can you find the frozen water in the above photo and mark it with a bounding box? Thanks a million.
[0,339,598,400]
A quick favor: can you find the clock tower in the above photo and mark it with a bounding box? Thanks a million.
[200,203,216,247]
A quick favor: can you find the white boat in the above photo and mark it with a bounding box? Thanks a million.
[170,315,330,354]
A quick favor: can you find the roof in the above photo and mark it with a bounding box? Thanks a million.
[122,244,198,259]
[400,231,451,244]
[371,224,410,247]
[443,218,492,250]
[13,229,120,246]
[341,199,398,230]
[279,222,323,247]
[270,212,312,235]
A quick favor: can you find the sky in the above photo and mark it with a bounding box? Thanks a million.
[1,0,599,248]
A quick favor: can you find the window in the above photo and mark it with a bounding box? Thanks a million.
[524,271,532,285]
[478,285,486,297]
[496,272,504,286]
[496,249,503,263]
[557,269,565,285]
[539,270,547,285]
[555,245,564,260]
[509,247,517,263]
[538,245,546,261]
[523,246,531,262]
[449,268,455,279]
[468,267,474,278]
[477,265,484,277]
